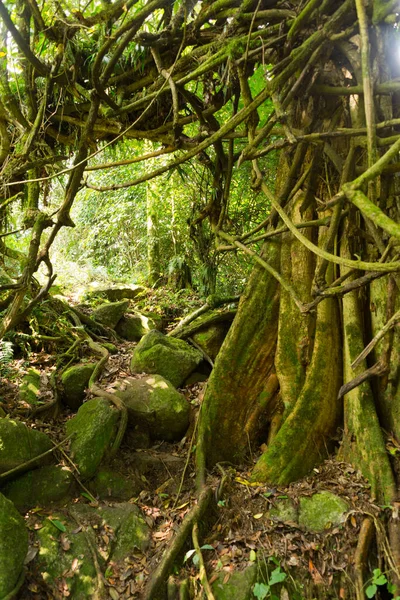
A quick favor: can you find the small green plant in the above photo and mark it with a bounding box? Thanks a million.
[365,568,400,599]
[252,557,287,600]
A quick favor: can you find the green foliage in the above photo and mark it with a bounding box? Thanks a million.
[365,568,400,599]
[0,340,13,377]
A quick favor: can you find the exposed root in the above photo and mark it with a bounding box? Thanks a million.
[192,522,215,600]
[354,517,374,600]
[143,486,213,600]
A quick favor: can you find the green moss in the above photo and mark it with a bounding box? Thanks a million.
[92,300,129,329]
[116,374,190,441]
[1,466,74,511]
[0,492,28,598]
[88,467,141,501]
[299,492,348,532]
[269,498,298,523]
[37,514,98,599]
[66,398,119,479]
[130,330,203,387]
[212,564,258,600]
[0,418,53,474]
[61,363,96,411]
[19,368,41,406]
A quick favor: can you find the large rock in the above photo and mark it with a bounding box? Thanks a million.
[19,368,41,406]
[88,467,142,501]
[299,491,348,532]
[70,502,151,559]
[212,564,258,600]
[87,285,146,302]
[116,312,160,342]
[61,363,96,410]
[192,322,231,361]
[37,513,98,599]
[92,300,129,329]
[0,492,28,598]
[66,398,120,479]
[1,466,74,511]
[116,375,190,441]
[0,418,53,474]
[130,330,203,387]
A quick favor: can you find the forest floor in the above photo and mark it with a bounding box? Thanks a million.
[0,326,390,600]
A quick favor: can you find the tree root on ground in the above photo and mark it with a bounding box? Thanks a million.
[354,517,374,600]
[143,486,213,600]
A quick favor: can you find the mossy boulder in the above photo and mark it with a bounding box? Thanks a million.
[269,498,298,523]
[0,492,28,598]
[102,342,118,354]
[116,313,159,342]
[130,330,203,387]
[192,322,231,361]
[37,513,98,599]
[92,300,129,329]
[1,466,74,511]
[299,491,348,532]
[66,398,120,479]
[115,375,190,441]
[0,418,53,474]
[19,367,41,406]
[70,502,150,560]
[212,564,258,600]
[61,363,96,410]
[88,467,142,501]
[87,285,146,302]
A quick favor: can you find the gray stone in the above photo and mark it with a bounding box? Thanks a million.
[92,300,129,329]
[269,498,298,524]
[1,466,74,511]
[130,330,203,387]
[116,375,190,441]
[0,492,28,598]
[0,418,53,475]
[66,398,120,479]
[61,363,96,410]
[87,285,146,302]
[116,313,156,341]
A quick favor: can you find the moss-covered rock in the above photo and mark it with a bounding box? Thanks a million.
[116,313,158,341]
[87,285,146,302]
[269,498,298,523]
[61,363,96,410]
[0,492,28,598]
[212,564,258,600]
[88,467,142,501]
[1,466,74,511]
[19,368,41,406]
[299,491,348,532]
[70,502,150,560]
[0,418,53,474]
[66,398,120,479]
[37,513,98,599]
[92,300,129,329]
[192,322,231,361]
[102,342,118,354]
[115,375,190,441]
[130,330,203,387]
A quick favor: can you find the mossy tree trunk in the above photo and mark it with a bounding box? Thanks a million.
[198,19,400,507]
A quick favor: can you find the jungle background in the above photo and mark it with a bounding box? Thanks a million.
[1,0,400,598]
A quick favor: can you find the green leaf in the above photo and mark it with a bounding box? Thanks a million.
[249,549,257,562]
[372,568,387,586]
[253,582,270,599]
[200,544,214,551]
[81,491,96,503]
[365,584,377,598]
[269,567,287,586]
[183,549,196,562]
[49,518,66,532]
[192,553,200,567]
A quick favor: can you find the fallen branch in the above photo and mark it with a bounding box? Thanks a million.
[192,522,216,600]
[354,517,374,600]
